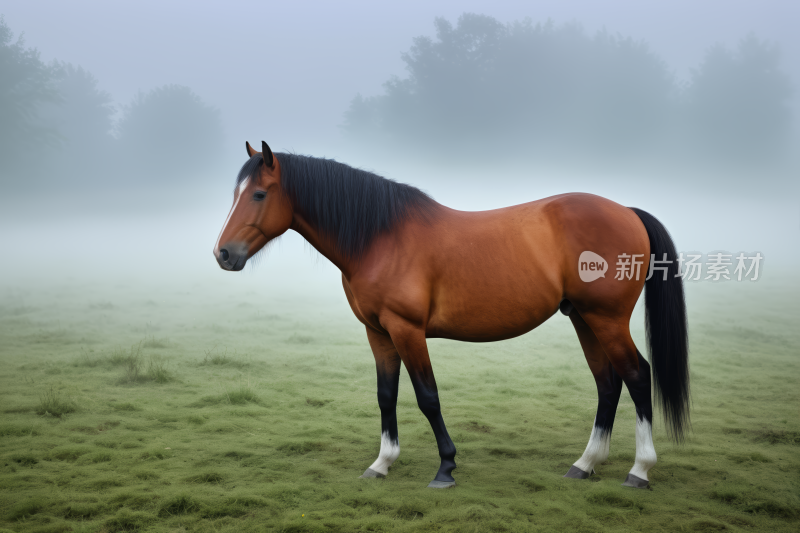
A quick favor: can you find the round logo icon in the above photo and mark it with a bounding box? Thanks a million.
[579,251,608,282]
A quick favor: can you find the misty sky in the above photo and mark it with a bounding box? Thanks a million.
[4,0,798,153]
[2,0,798,290]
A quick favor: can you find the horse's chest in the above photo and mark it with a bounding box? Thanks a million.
[341,275,385,331]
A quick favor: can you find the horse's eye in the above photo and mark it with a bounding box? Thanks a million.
[253,191,267,201]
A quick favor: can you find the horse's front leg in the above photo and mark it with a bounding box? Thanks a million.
[385,319,457,488]
[360,327,401,478]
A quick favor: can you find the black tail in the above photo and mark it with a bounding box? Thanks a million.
[630,208,690,443]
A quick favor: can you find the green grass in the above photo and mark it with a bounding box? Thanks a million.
[35,385,77,417]
[0,275,798,532]
[200,346,250,369]
[110,343,172,384]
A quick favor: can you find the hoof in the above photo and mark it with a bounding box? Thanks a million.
[564,465,591,479]
[359,468,385,479]
[621,473,649,489]
[427,480,456,488]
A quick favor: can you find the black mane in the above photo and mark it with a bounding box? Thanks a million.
[235,153,437,260]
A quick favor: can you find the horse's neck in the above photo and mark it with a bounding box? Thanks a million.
[290,212,355,278]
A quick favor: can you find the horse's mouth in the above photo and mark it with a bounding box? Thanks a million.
[218,257,246,271]
[215,243,248,271]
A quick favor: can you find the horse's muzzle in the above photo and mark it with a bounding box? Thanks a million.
[215,242,248,271]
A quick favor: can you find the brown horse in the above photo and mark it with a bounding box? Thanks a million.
[214,141,690,489]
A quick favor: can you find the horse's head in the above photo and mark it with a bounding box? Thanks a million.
[214,141,293,271]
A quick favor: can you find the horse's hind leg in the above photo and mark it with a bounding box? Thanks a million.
[582,313,657,489]
[360,327,401,479]
[564,311,623,479]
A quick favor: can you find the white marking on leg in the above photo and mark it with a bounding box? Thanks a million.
[629,418,657,480]
[214,178,249,254]
[573,421,611,474]
[367,430,400,476]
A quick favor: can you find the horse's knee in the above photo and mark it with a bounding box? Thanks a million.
[377,391,396,412]
[415,388,441,417]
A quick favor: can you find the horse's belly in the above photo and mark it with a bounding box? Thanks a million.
[425,285,561,342]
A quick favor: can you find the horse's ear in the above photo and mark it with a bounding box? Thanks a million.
[261,141,274,168]
[246,141,257,157]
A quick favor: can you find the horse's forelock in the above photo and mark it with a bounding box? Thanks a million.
[235,154,264,190]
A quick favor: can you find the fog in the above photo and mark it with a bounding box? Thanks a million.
[1,1,798,300]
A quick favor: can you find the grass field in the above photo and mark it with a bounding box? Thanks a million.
[0,272,798,533]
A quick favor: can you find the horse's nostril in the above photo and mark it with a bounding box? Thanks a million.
[220,249,229,261]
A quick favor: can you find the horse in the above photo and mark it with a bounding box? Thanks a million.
[213,141,690,489]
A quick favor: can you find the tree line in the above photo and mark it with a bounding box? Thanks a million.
[0,16,223,190]
[343,14,795,169]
